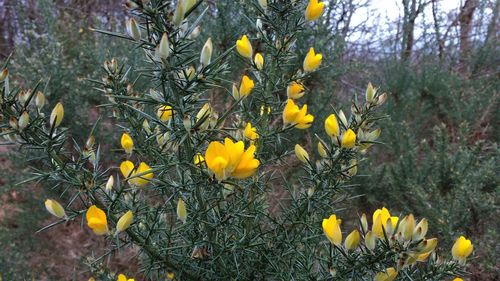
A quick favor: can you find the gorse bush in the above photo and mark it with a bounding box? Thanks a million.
[0,0,475,280]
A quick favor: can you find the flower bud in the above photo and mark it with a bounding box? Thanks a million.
[200,37,213,66]
[177,197,187,223]
[317,141,327,158]
[173,1,185,26]
[376,93,387,106]
[258,0,267,10]
[189,25,201,39]
[236,35,253,59]
[195,103,212,130]
[232,83,240,100]
[365,231,376,250]
[403,214,415,241]
[142,119,151,134]
[324,114,339,137]
[126,18,141,41]
[413,218,428,241]
[366,82,375,103]
[360,213,368,233]
[344,229,360,250]
[239,75,254,97]
[18,111,29,131]
[294,144,309,163]
[116,210,134,234]
[338,110,348,128]
[193,153,205,166]
[341,129,356,148]
[0,68,8,82]
[254,53,264,70]
[45,199,66,218]
[35,91,45,110]
[121,133,134,154]
[156,32,170,59]
[50,102,64,128]
[105,175,114,192]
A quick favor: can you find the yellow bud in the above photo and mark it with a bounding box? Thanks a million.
[452,236,473,262]
[258,0,267,10]
[193,153,205,166]
[177,198,187,223]
[344,229,360,250]
[360,213,368,233]
[322,214,342,245]
[365,231,376,250]
[294,144,309,163]
[254,53,264,70]
[236,34,253,59]
[403,214,415,241]
[366,82,375,102]
[374,267,398,281]
[200,37,213,66]
[173,1,185,26]
[157,105,174,122]
[166,272,175,280]
[121,133,134,154]
[317,141,327,158]
[126,18,141,41]
[50,102,65,128]
[305,0,325,21]
[116,210,134,234]
[341,129,356,148]
[239,75,255,97]
[324,114,339,137]
[303,47,322,72]
[44,199,66,218]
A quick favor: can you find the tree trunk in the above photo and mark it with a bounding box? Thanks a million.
[458,0,480,75]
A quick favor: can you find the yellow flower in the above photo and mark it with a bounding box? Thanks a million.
[239,75,255,97]
[117,274,135,281]
[44,199,66,218]
[324,114,339,137]
[282,99,314,129]
[452,236,473,262]
[120,161,154,187]
[204,138,260,181]
[294,144,310,163]
[86,205,109,235]
[50,102,65,128]
[133,162,154,186]
[193,153,205,166]
[120,160,135,179]
[345,229,360,250]
[322,214,342,245]
[303,47,322,72]
[453,278,463,281]
[244,122,259,141]
[121,133,134,154]
[254,53,264,70]
[166,272,175,280]
[287,81,305,99]
[317,141,327,158]
[116,210,133,234]
[341,129,356,148]
[157,105,174,122]
[177,198,187,223]
[372,207,392,238]
[305,0,325,21]
[236,34,253,59]
[374,268,397,281]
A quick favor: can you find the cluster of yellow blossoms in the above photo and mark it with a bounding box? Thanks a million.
[322,207,474,280]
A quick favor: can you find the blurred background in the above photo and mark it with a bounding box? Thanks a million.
[0,0,498,280]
